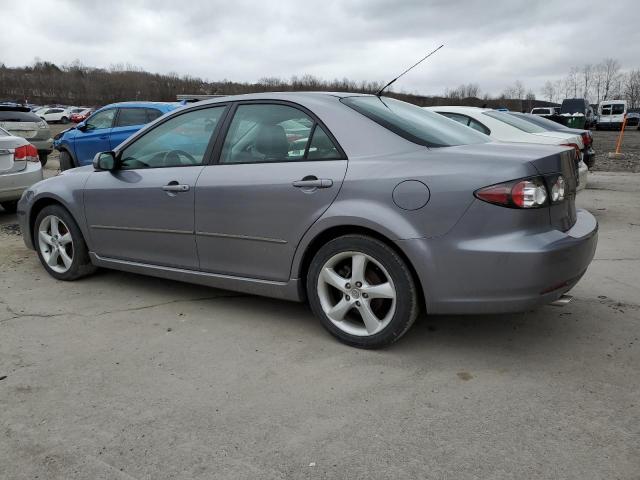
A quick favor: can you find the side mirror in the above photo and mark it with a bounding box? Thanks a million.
[77,122,88,131]
[93,151,117,171]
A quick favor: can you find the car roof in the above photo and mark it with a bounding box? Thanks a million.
[424,106,491,113]
[187,91,369,107]
[98,101,179,111]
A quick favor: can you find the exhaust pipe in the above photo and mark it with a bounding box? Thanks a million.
[550,294,573,307]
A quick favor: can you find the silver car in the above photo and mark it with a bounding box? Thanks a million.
[0,106,54,165]
[18,93,598,348]
[0,127,43,212]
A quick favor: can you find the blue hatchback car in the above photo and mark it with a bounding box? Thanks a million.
[54,101,179,170]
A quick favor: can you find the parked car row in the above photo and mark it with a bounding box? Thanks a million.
[425,106,590,184]
[14,92,597,349]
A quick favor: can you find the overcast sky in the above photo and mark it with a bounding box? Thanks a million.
[2,0,639,96]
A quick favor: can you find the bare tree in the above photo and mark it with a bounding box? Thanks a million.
[624,70,640,109]
[602,58,621,100]
[581,64,592,100]
[565,67,580,98]
[541,80,555,102]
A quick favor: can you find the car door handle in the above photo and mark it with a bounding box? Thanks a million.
[162,183,190,192]
[292,177,333,189]
[99,135,108,140]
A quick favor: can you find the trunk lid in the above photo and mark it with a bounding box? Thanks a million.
[0,138,28,174]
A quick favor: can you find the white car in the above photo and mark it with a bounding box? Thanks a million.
[0,127,43,213]
[38,107,76,124]
[424,106,589,190]
[531,107,559,117]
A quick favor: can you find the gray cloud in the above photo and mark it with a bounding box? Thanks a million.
[1,0,638,96]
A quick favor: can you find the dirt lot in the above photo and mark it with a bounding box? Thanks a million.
[592,128,640,172]
[1,170,639,479]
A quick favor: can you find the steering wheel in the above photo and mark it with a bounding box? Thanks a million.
[161,149,197,167]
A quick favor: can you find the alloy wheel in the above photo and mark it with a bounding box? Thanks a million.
[38,215,74,273]
[317,251,397,336]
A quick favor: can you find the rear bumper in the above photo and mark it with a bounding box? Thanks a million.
[401,208,598,315]
[31,138,54,154]
[583,147,595,169]
[0,162,43,201]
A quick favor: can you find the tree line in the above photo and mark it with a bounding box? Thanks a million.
[540,58,640,108]
[0,59,553,112]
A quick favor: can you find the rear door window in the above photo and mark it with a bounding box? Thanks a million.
[146,108,163,122]
[115,108,149,127]
[220,103,340,164]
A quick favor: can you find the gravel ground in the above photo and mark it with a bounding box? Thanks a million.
[591,128,640,172]
[1,170,639,479]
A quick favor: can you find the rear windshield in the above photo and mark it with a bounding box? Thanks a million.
[483,110,547,133]
[341,96,490,147]
[0,127,9,136]
[561,99,587,114]
[509,112,568,131]
[0,111,42,122]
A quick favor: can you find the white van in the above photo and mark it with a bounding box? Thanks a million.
[597,100,627,130]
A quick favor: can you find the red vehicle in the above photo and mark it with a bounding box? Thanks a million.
[70,108,94,123]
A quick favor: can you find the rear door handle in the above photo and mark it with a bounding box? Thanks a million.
[162,183,190,192]
[292,177,333,189]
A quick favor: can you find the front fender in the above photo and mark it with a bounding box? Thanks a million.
[18,169,92,250]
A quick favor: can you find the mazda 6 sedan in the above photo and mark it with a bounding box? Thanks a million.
[18,92,598,348]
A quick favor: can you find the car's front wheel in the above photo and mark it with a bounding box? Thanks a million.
[307,235,419,348]
[34,205,97,281]
[59,150,75,171]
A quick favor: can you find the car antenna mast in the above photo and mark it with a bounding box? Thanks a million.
[375,44,444,97]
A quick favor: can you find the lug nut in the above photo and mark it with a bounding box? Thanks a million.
[356,301,361,307]
[345,283,351,289]
[355,282,362,288]
[345,295,350,301]
[362,293,368,298]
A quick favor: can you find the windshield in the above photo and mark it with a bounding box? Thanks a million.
[341,96,490,147]
[483,110,547,133]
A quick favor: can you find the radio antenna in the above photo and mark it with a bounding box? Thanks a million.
[375,44,444,96]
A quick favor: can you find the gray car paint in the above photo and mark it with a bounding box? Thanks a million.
[18,92,598,314]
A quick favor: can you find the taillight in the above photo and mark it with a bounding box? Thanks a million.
[475,177,548,209]
[561,143,581,162]
[581,132,592,147]
[14,144,39,162]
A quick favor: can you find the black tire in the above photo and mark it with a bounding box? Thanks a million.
[1,200,18,213]
[34,204,97,281]
[38,152,48,167]
[59,150,75,171]
[307,235,419,349]
[60,116,70,124]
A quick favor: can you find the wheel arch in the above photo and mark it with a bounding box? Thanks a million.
[27,196,88,250]
[294,224,426,310]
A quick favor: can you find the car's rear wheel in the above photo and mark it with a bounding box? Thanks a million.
[307,235,419,348]
[1,200,18,213]
[60,116,70,124]
[59,150,75,171]
[38,152,48,166]
[34,205,96,281]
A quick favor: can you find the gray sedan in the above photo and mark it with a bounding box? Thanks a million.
[18,92,598,348]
